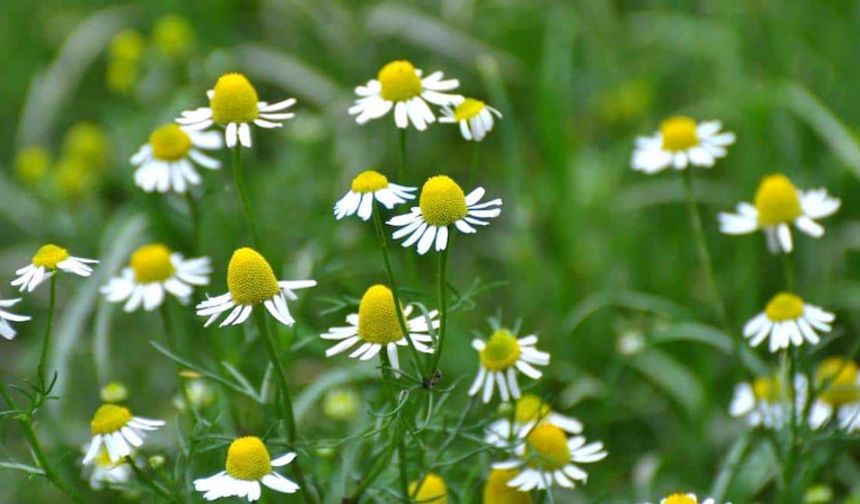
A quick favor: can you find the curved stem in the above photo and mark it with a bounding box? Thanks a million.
[37,275,57,387]
[127,457,176,502]
[231,146,262,249]
[428,246,450,381]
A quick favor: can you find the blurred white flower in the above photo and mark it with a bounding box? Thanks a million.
[743,292,834,353]
[631,117,735,174]
[809,357,860,432]
[485,394,582,447]
[0,297,30,340]
[131,124,222,193]
[12,244,97,293]
[439,97,502,141]
[83,404,165,464]
[729,374,806,429]
[468,328,549,404]
[334,170,415,221]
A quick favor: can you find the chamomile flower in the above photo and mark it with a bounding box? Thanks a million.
[743,292,834,353]
[130,124,223,193]
[177,72,296,148]
[101,243,210,312]
[334,170,416,221]
[719,174,840,254]
[468,328,549,403]
[0,297,30,340]
[82,446,133,490]
[12,244,98,292]
[348,60,460,130]
[808,357,860,431]
[729,374,806,429]
[388,175,502,255]
[196,247,316,327]
[321,284,437,370]
[193,436,299,501]
[486,395,583,447]
[409,473,447,503]
[483,469,532,504]
[83,404,165,464]
[439,97,502,141]
[493,423,607,491]
[650,494,718,504]
[631,116,735,174]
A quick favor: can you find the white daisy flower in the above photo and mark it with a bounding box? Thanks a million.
[493,423,607,491]
[101,243,210,312]
[12,243,97,293]
[0,297,30,341]
[408,473,447,503]
[177,72,296,148]
[468,328,549,404]
[334,170,416,221]
[193,436,299,501]
[486,394,582,447]
[647,493,720,504]
[719,173,840,254]
[483,469,531,504]
[809,357,860,431]
[130,124,223,194]
[348,60,460,131]
[439,97,502,141]
[321,284,437,370]
[631,116,735,174]
[743,292,834,353]
[82,446,133,491]
[196,247,316,327]
[82,404,165,464]
[388,175,502,255]
[729,374,807,430]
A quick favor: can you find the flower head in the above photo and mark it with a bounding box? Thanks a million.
[439,97,503,141]
[349,60,461,130]
[131,123,222,193]
[0,297,30,341]
[631,117,735,174]
[743,292,834,352]
[483,469,532,504]
[194,436,299,501]
[729,374,807,430]
[177,72,296,148]
[83,404,165,464]
[196,248,316,327]
[809,357,860,431]
[82,445,133,491]
[656,494,716,504]
[152,15,195,57]
[334,170,416,221]
[485,394,583,447]
[409,472,447,503]
[388,176,502,254]
[12,244,98,292]
[719,174,840,253]
[469,328,550,403]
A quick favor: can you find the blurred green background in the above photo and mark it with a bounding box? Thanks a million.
[2,0,860,502]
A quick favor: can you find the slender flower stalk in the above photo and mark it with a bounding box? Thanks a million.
[428,245,450,381]
[398,129,407,180]
[379,351,409,499]
[231,146,262,249]
[185,192,201,254]
[779,252,799,503]
[37,275,57,386]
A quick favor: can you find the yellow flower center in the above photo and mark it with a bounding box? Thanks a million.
[660,116,699,151]
[351,170,389,193]
[378,60,423,102]
[764,292,804,322]
[32,244,70,269]
[752,376,782,403]
[210,73,260,125]
[515,394,552,424]
[663,494,697,504]
[90,404,133,435]
[419,175,468,227]
[525,423,570,471]
[479,329,521,371]
[227,247,280,305]
[408,472,447,503]
[816,357,860,406]
[453,98,486,122]
[130,244,175,283]
[483,468,533,504]
[357,285,403,344]
[94,448,120,468]
[225,436,272,481]
[149,124,192,161]
[754,174,802,226]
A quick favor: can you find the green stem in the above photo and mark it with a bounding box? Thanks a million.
[348,413,402,501]
[778,252,799,503]
[468,141,479,187]
[379,352,409,499]
[0,379,86,503]
[428,245,450,383]
[37,275,57,387]
[160,305,199,423]
[231,145,262,249]
[185,191,201,254]
[127,456,175,502]
[398,129,407,181]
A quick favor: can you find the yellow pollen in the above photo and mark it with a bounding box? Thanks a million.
[130,244,174,283]
[515,394,552,424]
[378,60,423,102]
[483,468,533,504]
[32,244,70,269]
[227,247,280,305]
[660,116,699,151]
[357,285,403,344]
[225,436,272,481]
[90,404,133,435]
[351,170,389,193]
[94,449,120,467]
[453,98,486,122]
[210,73,260,125]
[816,357,860,406]
[408,472,447,503]
[419,175,468,227]
[526,423,570,471]
[752,376,782,403]
[764,292,804,322]
[149,124,192,161]
[754,174,802,226]
[663,494,697,504]
[479,329,521,371]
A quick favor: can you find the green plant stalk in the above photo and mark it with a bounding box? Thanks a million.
[428,245,450,382]
[231,145,263,249]
[160,305,199,424]
[380,351,409,499]
[348,412,402,501]
[398,128,407,181]
[779,252,799,503]
[127,456,176,502]
[37,275,57,386]
[185,191,201,254]
[0,379,85,503]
